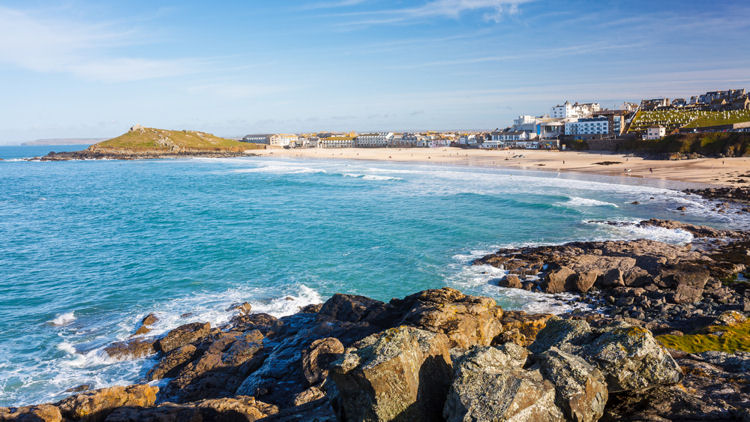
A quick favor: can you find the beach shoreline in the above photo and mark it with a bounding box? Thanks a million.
[254,147,750,188]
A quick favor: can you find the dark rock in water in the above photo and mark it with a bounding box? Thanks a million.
[55,384,158,422]
[676,206,687,211]
[104,396,277,422]
[65,384,92,393]
[141,313,158,326]
[156,322,211,354]
[499,274,522,288]
[329,326,453,422]
[444,345,563,422]
[104,338,156,359]
[301,337,344,385]
[227,302,253,315]
[536,347,608,422]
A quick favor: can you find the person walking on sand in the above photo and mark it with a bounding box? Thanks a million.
[649,168,653,173]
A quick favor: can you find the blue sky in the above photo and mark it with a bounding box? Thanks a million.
[1,0,749,143]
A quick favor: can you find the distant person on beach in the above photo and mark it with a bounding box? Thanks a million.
[650,168,653,173]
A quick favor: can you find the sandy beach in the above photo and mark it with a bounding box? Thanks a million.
[255,147,750,187]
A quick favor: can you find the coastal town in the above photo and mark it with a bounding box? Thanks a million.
[239,88,750,151]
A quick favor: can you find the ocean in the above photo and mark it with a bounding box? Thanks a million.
[0,145,746,406]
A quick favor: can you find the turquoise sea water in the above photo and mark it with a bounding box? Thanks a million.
[0,146,747,406]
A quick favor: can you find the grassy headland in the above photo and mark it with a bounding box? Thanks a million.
[89,127,262,153]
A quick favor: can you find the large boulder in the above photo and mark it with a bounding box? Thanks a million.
[156,322,211,353]
[536,347,608,422]
[495,311,553,347]
[443,346,564,422]
[391,288,504,348]
[55,384,158,422]
[0,404,62,422]
[542,267,576,294]
[657,263,710,304]
[329,326,453,422]
[147,344,198,380]
[582,325,682,393]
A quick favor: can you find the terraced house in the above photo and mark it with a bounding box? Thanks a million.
[355,132,394,147]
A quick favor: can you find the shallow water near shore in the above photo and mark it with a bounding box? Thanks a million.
[0,151,747,406]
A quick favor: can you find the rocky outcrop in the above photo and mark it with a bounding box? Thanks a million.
[104,396,277,422]
[104,338,156,360]
[329,326,453,422]
[530,319,682,394]
[56,384,158,422]
[0,404,62,422]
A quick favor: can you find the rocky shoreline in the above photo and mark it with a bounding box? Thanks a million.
[3,219,749,421]
[37,149,256,161]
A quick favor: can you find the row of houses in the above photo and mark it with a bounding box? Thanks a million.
[240,132,456,149]
[641,89,750,112]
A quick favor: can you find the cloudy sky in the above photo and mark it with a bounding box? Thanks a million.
[1,0,749,143]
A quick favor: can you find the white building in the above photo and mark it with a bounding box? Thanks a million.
[564,117,609,136]
[269,134,299,147]
[551,101,601,119]
[458,134,478,146]
[355,132,394,148]
[644,126,666,140]
[318,136,355,148]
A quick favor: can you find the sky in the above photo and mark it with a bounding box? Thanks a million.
[1,0,749,143]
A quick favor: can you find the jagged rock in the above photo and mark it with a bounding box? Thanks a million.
[329,326,452,422]
[710,310,747,326]
[443,347,564,422]
[156,322,210,353]
[537,347,608,422]
[391,288,504,348]
[104,396,277,422]
[499,274,522,289]
[104,338,156,360]
[583,325,682,393]
[598,268,624,288]
[301,337,344,385]
[148,344,198,380]
[133,314,158,336]
[543,267,576,293]
[0,404,62,422]
[56,384,158,422]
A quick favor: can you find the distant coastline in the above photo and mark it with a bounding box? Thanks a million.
[21,138,105,146]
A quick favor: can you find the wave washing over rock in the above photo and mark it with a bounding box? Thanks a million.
[3,219,749,422]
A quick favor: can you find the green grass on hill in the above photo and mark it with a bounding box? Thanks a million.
[629,109,750,133]
[91,127,264,152]
[683,110,750,128]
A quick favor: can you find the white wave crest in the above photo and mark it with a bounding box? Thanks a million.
[232,165,326,174]
[49,312,75,326]
[560,197,619,208]
[585,219,694,244]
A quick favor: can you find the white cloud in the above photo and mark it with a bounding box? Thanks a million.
[334,0,532,26]
[0,6,209,82]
